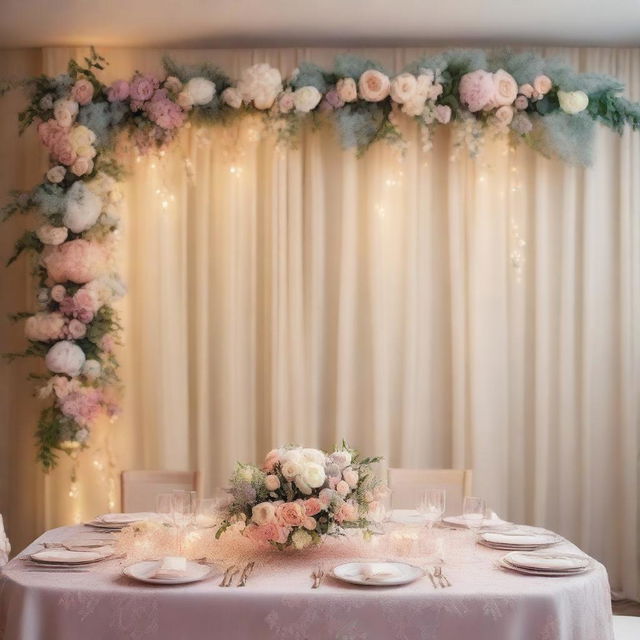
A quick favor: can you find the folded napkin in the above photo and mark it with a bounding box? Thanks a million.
[443,511,508,528]
[482,531,555,546]
[97,513,155,524]
[358,563,402,583]
[30,549,103,563]
[506,553,587,571]
[152,556,188,579]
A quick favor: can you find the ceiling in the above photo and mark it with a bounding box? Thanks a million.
[1,0,639,48]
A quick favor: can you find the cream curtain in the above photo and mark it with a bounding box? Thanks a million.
[0,46,638,600]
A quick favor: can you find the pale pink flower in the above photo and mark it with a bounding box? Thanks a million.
[514,95,529,110]
[264,474,280,491]
[336,480,350,496]
[51,284,66,303]
[335,501,358,523]
[533,75,552,96]
[143,89,186,129]
[263,449,280,471]
[67,319,87,339]
[303,516,317,530]
[492,70,518,107]
[303,498,322,516]
[434,104,452,124]
[71,78,94,105]
[358,69,390,102]
[276,502,305,527]
[41,239,105,284]
[342,469,359,488]
[519,83,534,99]
[71,156,93,176]
[53,140,77,166]
[24,312,66,341]
[336,77,357,103]
[494,105,514,127]
[107,80,130,102]
[59,388,102,425]
[278,90,295,114]
[129,74,159,102]
[319,488,334,506]
[459,69,495,112]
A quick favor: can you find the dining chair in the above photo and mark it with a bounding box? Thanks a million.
[0,514,10,566]
[387,468,472,516]
[120,470,199,513]
[613,615,640,639]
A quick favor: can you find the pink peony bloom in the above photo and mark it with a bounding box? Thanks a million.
[276,502,305,527]
[335,501,359,523]
[59,387,102,426]
[38,119,69,149]
[25,312,66,342]
[358,69,390,102]
[459,69,495,112]
[143,89,186,129]
[435,104,452,124]
[107,79,130,102]
[129,74,159,102]
[246,522,289,545]
[42,239,105,284]
[303,498,322,516]
[71,78,94,105]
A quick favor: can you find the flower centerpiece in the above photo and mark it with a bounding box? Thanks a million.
[216,443,385,551]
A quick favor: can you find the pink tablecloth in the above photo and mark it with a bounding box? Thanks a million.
[0,525,613,640]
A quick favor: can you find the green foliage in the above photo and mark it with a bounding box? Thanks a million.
[36,405,62,470]
[162,56,231,91]
[7,231,42,266]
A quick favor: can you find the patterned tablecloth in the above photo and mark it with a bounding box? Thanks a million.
[0,524,613,640]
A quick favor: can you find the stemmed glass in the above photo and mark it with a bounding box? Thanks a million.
[156,492,173,525]
[171,490,197,554]
[463,496,486,557]
[418,489,446,531]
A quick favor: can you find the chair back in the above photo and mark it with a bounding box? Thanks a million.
[0,514,10,566]
[387,468,472,516]
[121,470,198,513]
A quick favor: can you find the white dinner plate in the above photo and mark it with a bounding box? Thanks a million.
[29,548,111,565]
[123,560,216,585]
[479,530,561,550]
[504,551,591,572]
[496,557,592,577]
[389,510,429,525]
[331,561,426,587]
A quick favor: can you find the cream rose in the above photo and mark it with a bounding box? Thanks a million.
[336,480,350,496]
[492,70,518,107]
[252,501,277,525]
[301,448,326,466]
[53,99,78,127]
[25,312,66,342]
[342,469,359,488]
[47,166,66,183]
[358,69,390,102]
[329,451,352,469]
[390,73,417,104]
[558,90,589,115]
[494,105,514,127]
[293,86,322,113]
[281,459,302,480]
[533,75,552,96]
[82,359,101,380]
[221,87,242,109]
[336,77,357,103]
[264,474,281,491]
[184,77,216,105]
[36,224,68,246]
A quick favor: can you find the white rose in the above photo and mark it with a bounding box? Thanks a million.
[176,91,193,110]
[402,94,427,117]
[63,181,102,233]
[281,460,302,480]
[301,448,326,466]
[236,63,282,110]
[53,99,78,127]
[494,105,514,127]
[390,73,417,104]
[291,528,312,550]
[295,475,312,495]
[68,125,96,152]
[358,69,390,102]
[82,359,101,380]
[293,86,322,113]
[164,76,183,93]
[45,340,86,377]
[36,224,68,246]
[221,87,242,109]
[300,462,326,489]
[47,166,66,183]
[251,501,276,525]
[557,90,589,115]
[342,469,359,488]
[329,451,352,470]
[264,474,280,491]
[336,77,357,103]
[492,69,518,107]
[185,77,216,106]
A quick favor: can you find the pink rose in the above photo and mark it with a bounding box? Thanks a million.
[59,387,102,425]
[51,284,66,303]
[53,140,77,166]
[42,239,105,284]
[434,104,452,124]
[519,83,534,99]
[358,69,390,102]
[67,318,87,339]
[342,469,359,488]
[276,502,305,527]
[38,119,69,148]
[303,498,322,516]
[263,449,280,471]
[319,488,334,506]
[107,80,130,102]
[336,77,357,103]
[336,480,350,496]
[494,105,514,127]
[24,312,66,342]
[303,517,317,530]
[264,474,280,491]
[130,74,159,102]
[492,70,518,107]
[100,335,115,353]
[278,90,295,114]
[71,78,94,105]
[71,156,93,176]
[335,501,358,523]
[143,89,186,129]
[247,522,289,545]
[459,70,495,112]
[514,95,529,110]
[533,75,552,96]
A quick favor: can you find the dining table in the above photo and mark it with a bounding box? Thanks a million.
[0,522,614,640]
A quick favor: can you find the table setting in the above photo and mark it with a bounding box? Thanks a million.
[0,445,615,639]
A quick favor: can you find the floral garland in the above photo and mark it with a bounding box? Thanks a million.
[1,48,639,471]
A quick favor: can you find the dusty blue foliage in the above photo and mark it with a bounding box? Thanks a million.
[31,184,66,217]
[77,102,113,145]
[488,51,546,84]
[52,74,74,97]
[108,101,129,127]
[334,54,387,79]
[407,50,487,76]
[291,62,328,93]
[533,111,595,165]
[334,103,384,149]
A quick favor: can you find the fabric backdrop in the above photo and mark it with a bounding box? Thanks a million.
[0,46,638,600]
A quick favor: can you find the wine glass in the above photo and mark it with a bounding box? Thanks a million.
[463,496,486,552]
[195,498,218,529]
[155,492,173,524]
[418,489,446,531]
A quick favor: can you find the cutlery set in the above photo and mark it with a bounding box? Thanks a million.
[219,561,255,587]
[427,565,452,589]
[311,563,325,589]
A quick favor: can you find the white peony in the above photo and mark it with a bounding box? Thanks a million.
[329,451,352,470]
[390,73,417,104]
[291,528,313,550]
[53,99,79,127]
[281,459,302,480]
[557,90,589,115]
[36,224,68,246]
[301,448,326,466]
[293,86,322,112]
[236,63,282,110]
[336,77,357,103]
[221,87,242,109]
[294,475,312,495]
[358,69,390,102]
[300,462,326,489]
[45,340,86,377]
[63,181,102,233]
[47,166,66,183]
[251,501,276,525]
[184,77,216,105]
[82,359,101,380]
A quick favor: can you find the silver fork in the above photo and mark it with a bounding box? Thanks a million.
[311,563,325,589]
[225,566,241,587]
[237,561,255,587]
[219,564,236,587]
[427,566,439,589]
[434,565,451,588]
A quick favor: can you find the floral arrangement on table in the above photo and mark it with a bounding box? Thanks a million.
[1,47,639,470]
[215,444,385,551]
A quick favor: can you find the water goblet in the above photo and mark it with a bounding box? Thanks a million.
[418,489,446,532]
